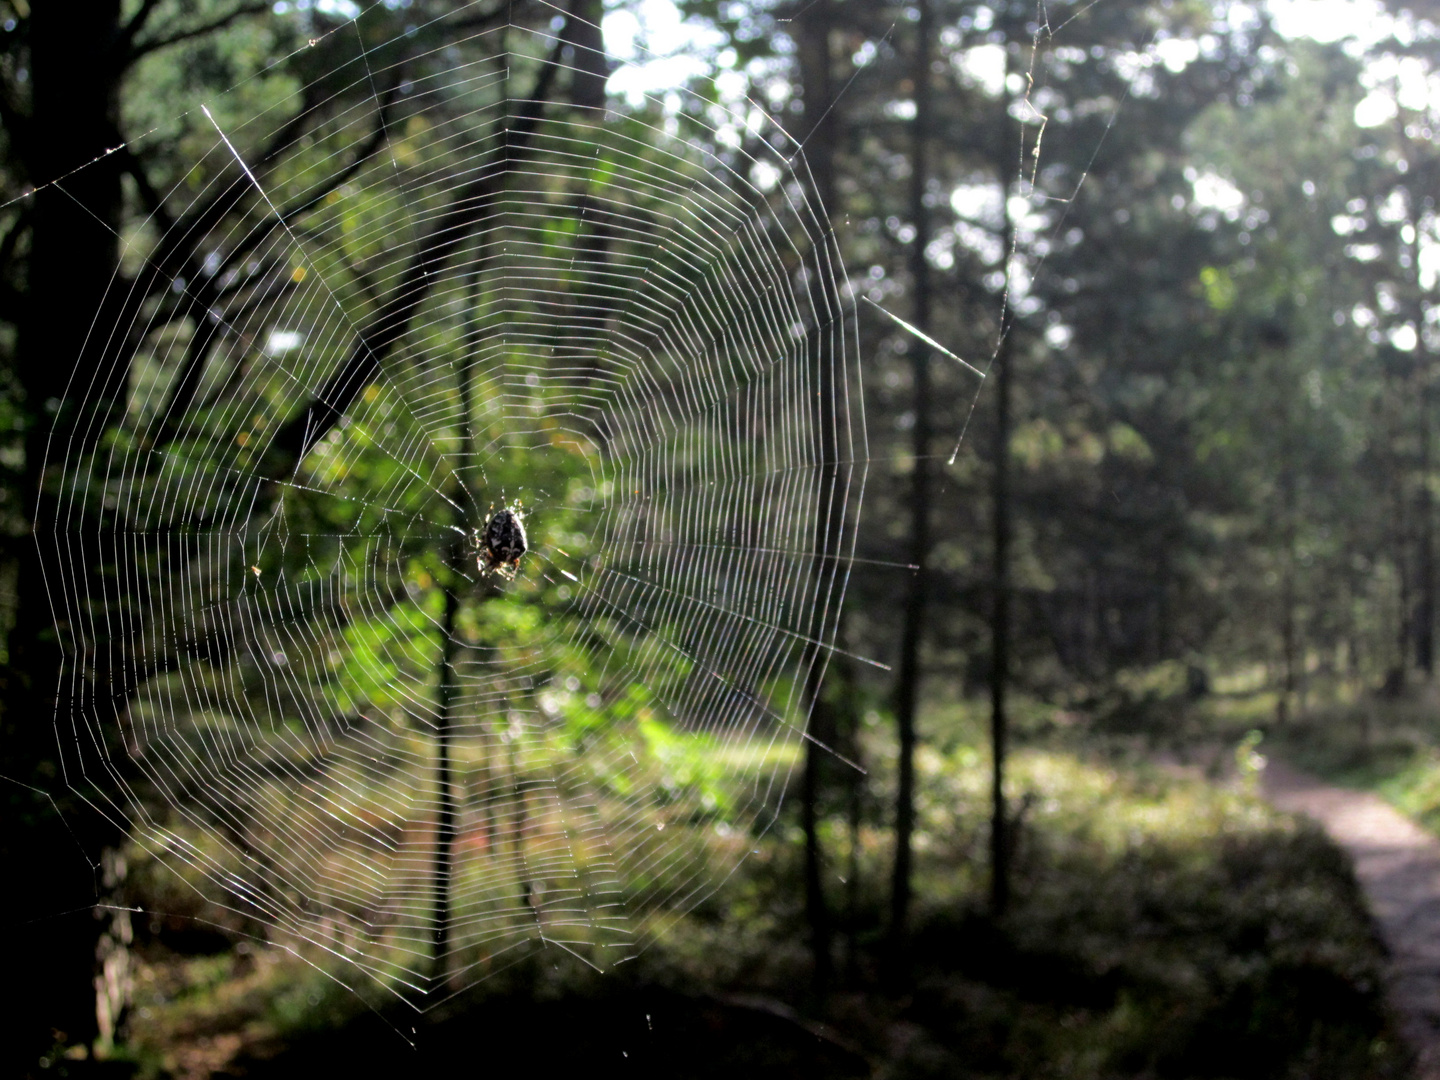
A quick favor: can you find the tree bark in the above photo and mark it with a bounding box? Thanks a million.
[567,0,608,112]
[794,0,839,994]
[889,0,935,965]
[1411,285,1434,680]
[3,3,129,1065]
[989,212,1015,920]
[1417,395,1434,678]
[432,550,462,983]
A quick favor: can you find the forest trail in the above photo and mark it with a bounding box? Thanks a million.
[1263,760,1440,1078]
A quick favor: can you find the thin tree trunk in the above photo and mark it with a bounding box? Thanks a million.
[823,618,862,983]
[889,0,935,963]
[1276,435,1297,723]
[94,848,134,1054]
[1396,471,1412,682]
[800,713,833,990]
[989,220,1015,920]
[844,725,863,983]
[795,0,839,994]
[567,0,608,112]
[433,565,462,981]
[1394,121,1434,681]
[1416,356,1434,678]
[432,246,493,983]
[1278,554,1296,724]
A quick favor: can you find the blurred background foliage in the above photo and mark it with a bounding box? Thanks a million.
[2,0,1440,1076]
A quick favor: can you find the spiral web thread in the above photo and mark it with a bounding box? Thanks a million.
[39,5,864,1005]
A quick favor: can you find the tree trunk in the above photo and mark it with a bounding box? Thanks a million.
[794,0,838,994]
[1278,554,1296,724]
[432,563,462,983]
[567,0,609,112]
[2,3,129,1065]
[1416,357,1434,677]
[843,681,864,984]
[1396,473,1412,682]
[989,215,1015,920]
[889,0,935,964]
[1395,122,1435,681]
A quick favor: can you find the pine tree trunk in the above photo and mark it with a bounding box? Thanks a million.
[433,564,462,983]
[3,3,128,1064]
[794,0,839,993]
[989,207,1015,920]
[889,0,935,963]
[1416,368,1434,677]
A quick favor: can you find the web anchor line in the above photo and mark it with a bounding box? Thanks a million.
[603,563,892,673]
[544,550,870,778]
[862,296,983,379]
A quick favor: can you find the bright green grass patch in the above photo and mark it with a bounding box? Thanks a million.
[701,738,802,773]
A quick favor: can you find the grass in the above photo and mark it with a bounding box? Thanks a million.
[861,746,1403,1078]
[116,728,1409,1079]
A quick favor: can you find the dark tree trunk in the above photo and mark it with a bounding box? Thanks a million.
[989,220,1015,920]
[432,558,462,983]
[2,4,129,1066]
[889,0,934,966]
[794,0,838,995]
[1396,147,1436,681]
[1416,366,1434,677]
[1396,470,1412,681]
[3,7,574,1059]
[1278,555,1297,724]
[1276,443,1298,724]
[843,667,864,983]
[567,0,609,112]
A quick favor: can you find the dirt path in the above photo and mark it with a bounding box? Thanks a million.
[1263,759,1440,1077]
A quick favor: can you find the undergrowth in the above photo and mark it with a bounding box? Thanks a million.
[116,740,1408,1080]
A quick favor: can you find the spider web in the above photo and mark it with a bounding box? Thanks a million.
[40,2,863,1006]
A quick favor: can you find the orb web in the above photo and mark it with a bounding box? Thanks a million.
[40,5,863,1004]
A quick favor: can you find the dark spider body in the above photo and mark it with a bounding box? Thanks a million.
[477,506,527,578]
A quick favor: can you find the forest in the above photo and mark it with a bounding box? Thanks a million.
[3,0,1440,1076]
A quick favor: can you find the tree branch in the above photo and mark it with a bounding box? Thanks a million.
[208,96,397,281]
[448,0,528,34]
[116,0,165,56]
[127,2,271,64]
[268,14,573,470]
[148,85,402,445]
[149,281,285,448]
[106,91,320,378]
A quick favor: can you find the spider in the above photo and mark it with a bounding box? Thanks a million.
[474,503,527,579]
